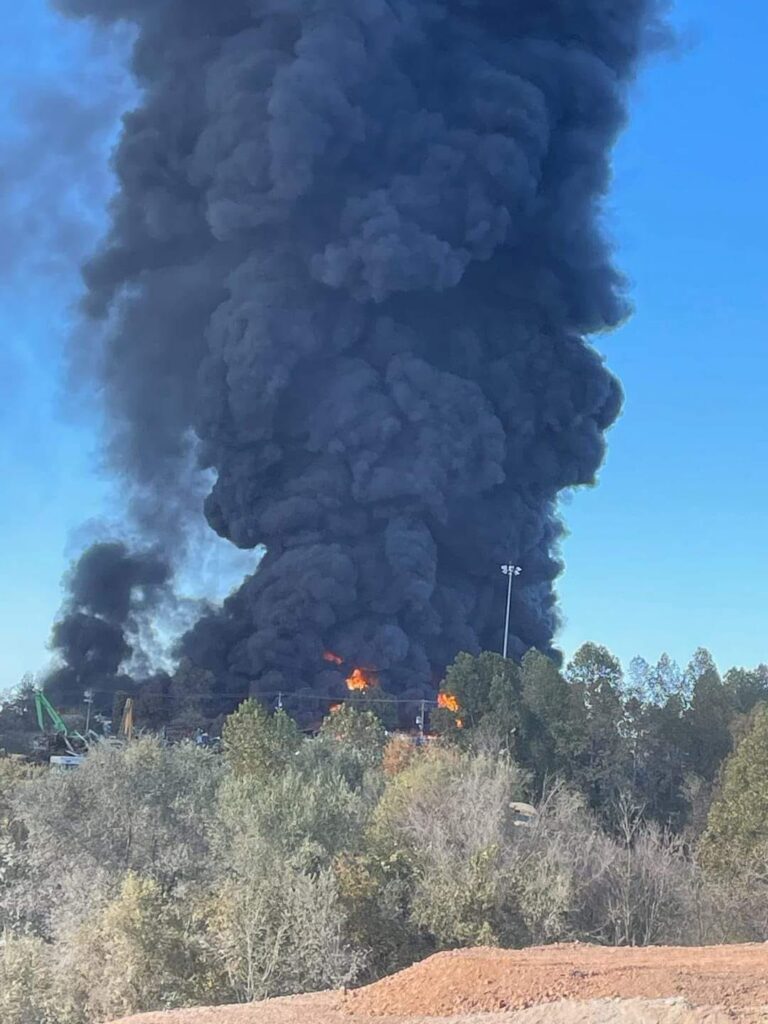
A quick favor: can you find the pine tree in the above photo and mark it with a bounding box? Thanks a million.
[520,649,580,783]
[566,643,631,810]
[683,649,732,781]
[724,666,768,716]
[699,705,768,880]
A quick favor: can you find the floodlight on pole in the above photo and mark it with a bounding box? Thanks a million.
[500,564,522,659]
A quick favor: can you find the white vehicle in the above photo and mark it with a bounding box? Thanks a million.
[510,801,538,827]
[49,754,86,770]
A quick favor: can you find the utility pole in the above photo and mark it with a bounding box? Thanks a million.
[416,699,426,742]
[500,564,522,659]
[83,689,94,734]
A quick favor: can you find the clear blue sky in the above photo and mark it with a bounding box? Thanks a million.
[1,0,766,690]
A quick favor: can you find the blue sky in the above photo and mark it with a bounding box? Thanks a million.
[558,0,768,671]
[0,0,766,690]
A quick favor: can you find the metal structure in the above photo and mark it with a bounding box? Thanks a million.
[33,691,88,763]
[500,563,522,659]
[83,688,95,734]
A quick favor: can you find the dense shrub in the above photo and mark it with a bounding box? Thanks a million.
[0,935,58,1024]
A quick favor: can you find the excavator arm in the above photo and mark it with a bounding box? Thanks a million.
[35,691,69,735]
[34,691,87,758]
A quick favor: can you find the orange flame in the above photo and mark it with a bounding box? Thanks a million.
[346,668,375,691]
[437,692,460,713]
[329,703,343,713]
[324,651,344,666]
[456,719,464,730]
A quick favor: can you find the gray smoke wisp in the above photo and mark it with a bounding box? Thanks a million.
[55,0,663,708]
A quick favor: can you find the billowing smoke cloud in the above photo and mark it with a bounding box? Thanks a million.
[0,14,132,282]
[54,0,663,707]
[46,542,171,709]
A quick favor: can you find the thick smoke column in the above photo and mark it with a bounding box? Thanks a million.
[56,0,662,706]
[46,542,170,709]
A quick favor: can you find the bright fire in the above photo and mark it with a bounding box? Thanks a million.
[437,692,460,713]
[323,651,344,666]
[346,668,375,691]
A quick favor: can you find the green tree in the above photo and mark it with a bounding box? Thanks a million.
[699,705,768,880]
[209,837,363,1001]
[438,652,537,763]
[627,656,651,701]
[566,642,624,693]
[565,643,631,812]
[0,676,39,755]
[218,764,369,874]
[344,688,399,731]
[132,671,172,729]
[634,694,689,825]
[684,647,718,693]
[683,649,732,781]
[168,658,219,728]
[647,654,685,705]
[60,873,211,1022]
[318,704,387,770]
[370,747,528,948]
[724,665,768,716]
[211,759,371,997]
[520,650,580,783]
[223,700,301,779]
[440,651,516,730]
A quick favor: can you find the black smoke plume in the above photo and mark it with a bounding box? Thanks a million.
[45,542,171,710]
[54,0,664,711]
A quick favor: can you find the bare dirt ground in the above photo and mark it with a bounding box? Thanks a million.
[111,944,768,1024]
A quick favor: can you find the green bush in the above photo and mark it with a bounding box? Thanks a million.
[209,839,364,1001]
[57,873,212,1022]
[223,701,301,779]
[0,935,59,1024]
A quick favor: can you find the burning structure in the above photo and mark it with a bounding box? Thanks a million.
[51,0,664,716]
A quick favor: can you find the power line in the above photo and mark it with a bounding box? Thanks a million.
[81,688,439,707]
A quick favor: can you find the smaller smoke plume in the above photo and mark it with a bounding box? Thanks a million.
[45,541,171,711]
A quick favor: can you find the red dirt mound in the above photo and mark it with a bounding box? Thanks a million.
[344,944,768,1016]
[113,943,768,1024]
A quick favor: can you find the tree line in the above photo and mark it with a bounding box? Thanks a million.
[4,640,767,828]
[1,644,768,1022]
[432,643,768,829]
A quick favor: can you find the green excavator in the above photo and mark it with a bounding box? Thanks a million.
[33,691,88,767]
[31,691,137,767]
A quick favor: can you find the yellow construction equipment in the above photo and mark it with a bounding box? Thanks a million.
[120,698,134,742]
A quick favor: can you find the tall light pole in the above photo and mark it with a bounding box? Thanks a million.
[500,564,522,659]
